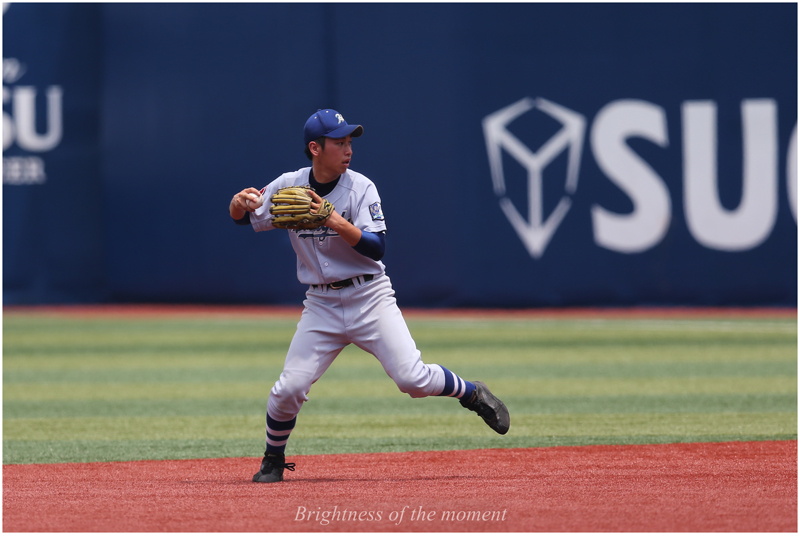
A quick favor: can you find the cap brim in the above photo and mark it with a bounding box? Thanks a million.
[326,124,363,139]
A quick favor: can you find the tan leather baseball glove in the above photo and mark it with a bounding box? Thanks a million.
[269,186,334,230]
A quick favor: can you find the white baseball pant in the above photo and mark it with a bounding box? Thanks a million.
[267,274,447,421]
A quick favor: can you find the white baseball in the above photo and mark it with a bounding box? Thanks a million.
[246,194,264,210]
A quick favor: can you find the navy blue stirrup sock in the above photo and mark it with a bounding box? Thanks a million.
[436,365,476,399]
[265,414,296,455]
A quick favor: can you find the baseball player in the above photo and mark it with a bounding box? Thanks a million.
[229,109,510,483]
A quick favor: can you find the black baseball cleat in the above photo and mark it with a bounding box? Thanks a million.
[252,452,296,483]
[460,381,510,435]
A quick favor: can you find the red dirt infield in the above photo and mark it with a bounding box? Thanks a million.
[3,441,796,532]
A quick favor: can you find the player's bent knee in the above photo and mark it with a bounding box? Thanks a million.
[388,360,441,398]
[269,371,313,417]
[392,374,432,398]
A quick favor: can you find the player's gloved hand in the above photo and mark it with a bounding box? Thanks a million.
[270,186,334,230]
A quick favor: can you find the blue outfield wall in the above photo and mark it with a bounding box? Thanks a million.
[3,3,797,307]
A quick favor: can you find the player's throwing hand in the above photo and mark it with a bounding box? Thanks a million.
[230,187,264,218]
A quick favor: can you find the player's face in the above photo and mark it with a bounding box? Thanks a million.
[317,135,353,177]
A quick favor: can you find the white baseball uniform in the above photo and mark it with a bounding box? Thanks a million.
[250,167,447,422]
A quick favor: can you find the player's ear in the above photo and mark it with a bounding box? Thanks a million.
[309,141,321,157]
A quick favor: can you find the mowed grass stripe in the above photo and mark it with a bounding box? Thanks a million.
[5,393,796,419]
[4,413,794,442]
[4,376,795,402]
[2,354,289,372]
[3,359,795,384]
[5,344,795,371]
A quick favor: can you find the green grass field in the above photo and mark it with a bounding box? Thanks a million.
[3,311,796,465]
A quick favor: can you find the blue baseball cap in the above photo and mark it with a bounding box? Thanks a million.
[303,109,364,145]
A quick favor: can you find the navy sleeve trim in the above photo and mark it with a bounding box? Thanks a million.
[352,231,386,261]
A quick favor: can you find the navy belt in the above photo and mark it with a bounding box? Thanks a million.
[313,274,374,291]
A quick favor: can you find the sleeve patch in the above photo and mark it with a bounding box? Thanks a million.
[369,202,385,221]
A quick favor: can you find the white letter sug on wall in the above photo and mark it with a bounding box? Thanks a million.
[484,97,795,258]
[683,99,779,252]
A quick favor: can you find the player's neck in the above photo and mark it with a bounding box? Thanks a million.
[311,163,340,184]
[309,168,340,197]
